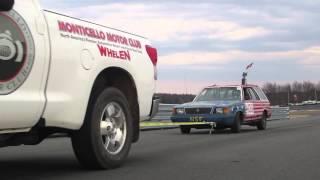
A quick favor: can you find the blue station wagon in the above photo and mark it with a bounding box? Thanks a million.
[171,85,271,134]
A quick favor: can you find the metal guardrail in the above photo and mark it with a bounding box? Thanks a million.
[152,104,290,121]
[270,106,290,120]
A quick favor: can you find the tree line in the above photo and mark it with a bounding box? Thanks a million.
[262,81,320,106]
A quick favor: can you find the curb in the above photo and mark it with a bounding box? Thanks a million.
[267,118,290,121]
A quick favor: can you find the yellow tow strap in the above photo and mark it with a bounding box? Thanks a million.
[140,122,216,127]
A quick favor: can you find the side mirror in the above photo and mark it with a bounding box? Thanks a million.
[0,0,14,11]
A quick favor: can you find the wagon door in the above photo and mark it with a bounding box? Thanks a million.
[253,87,271,117]
[243,87,262,121]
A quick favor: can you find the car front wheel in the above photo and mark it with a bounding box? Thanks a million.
[231,113,241,133]
[180,126,191,134]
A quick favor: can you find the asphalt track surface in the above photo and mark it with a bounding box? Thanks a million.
[0,115,320,180]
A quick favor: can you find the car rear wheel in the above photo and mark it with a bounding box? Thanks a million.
[180,126,191,134]
[231,113,241,133]
[257,113,267,130]
[71,87,133,169]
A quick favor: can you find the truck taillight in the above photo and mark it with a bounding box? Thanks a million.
[145,45,158,80]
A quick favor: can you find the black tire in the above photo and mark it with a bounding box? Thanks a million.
[71,87,133,169]
[180,126,191,134]
[257,113,267,130]
[231,113,241,133]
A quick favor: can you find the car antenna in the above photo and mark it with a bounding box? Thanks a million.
[242,63,254,85]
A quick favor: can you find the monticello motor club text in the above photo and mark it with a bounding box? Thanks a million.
[58,21,141,61]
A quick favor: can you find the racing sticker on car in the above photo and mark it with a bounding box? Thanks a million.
[0,11,35,95]
[245,103,255,116]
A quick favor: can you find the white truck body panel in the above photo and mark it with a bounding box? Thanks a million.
[0,0,156,132]
[0,0,50,130]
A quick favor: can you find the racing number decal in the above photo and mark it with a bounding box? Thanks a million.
[0,11,35,95]
[245,103,255,116]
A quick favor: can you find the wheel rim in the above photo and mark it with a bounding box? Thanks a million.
[100,102,127,155]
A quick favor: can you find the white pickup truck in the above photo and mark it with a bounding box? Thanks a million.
[0,0,159,169]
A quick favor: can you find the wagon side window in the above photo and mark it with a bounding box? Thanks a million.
[244,88,259,100]
[243,88,251,100]
[253,87,269,101]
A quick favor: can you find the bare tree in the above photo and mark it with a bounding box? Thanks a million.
[263,81,319,105]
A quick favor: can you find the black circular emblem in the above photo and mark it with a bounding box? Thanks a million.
[0,10,35,95]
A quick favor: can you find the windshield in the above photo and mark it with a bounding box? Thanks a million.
[195,87,241,102]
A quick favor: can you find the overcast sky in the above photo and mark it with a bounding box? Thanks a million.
[40,0,320,94]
